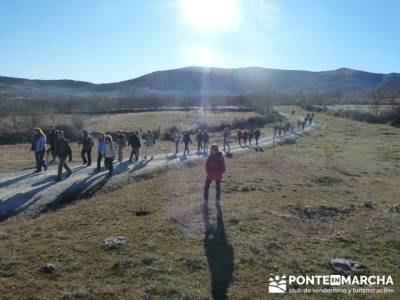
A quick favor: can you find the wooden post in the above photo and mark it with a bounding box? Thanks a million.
[273,134,275,157]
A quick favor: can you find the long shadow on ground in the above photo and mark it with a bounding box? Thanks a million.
[0,172,39,189]
[0,181,56,221]
[203,198,234,300]
[42,171,110,214]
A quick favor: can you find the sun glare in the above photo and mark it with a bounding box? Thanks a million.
[179,0,241,32]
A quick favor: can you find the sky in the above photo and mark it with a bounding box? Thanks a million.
[1,0,399,83]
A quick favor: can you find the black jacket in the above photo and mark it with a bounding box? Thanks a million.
[79,136,94,150]
[128,134,141,148]
[55,138,72,160]
[48,130,57,146]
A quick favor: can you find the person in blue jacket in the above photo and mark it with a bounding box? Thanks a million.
[31,127,47,173]
[97,133,106,171]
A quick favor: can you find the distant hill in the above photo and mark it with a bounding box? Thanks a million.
[1,66,400,99]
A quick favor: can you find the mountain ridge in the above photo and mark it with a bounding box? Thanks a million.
[1,66,400,99]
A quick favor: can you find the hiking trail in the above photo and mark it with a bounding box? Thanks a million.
[0,123,318,221]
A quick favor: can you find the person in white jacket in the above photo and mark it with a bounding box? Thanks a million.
[104,135,116,176]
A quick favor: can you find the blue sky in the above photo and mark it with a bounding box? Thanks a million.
[1,0,399,83]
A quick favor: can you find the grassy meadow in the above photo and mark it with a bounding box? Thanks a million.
[0,107,399,299]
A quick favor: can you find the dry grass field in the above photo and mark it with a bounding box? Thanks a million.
[0,107,399,299]
[0,110,260,134]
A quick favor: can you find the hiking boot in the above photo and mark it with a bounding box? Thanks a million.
[34,170,42,173]
[66,171,72,178]
[55,177,61,182]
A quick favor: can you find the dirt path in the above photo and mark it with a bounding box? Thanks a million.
[0,124,317,221]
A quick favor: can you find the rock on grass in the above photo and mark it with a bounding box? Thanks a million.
[330,258,366,275]
[103,235,127,249]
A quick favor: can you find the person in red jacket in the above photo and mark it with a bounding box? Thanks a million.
[242,130,249,146]
[204,144,226,202]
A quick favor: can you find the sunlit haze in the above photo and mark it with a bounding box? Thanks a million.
[0,0,399,82]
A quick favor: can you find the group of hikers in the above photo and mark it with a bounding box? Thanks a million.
[30,112,314,182]
[32,127,157,180]
[273,112,314,136]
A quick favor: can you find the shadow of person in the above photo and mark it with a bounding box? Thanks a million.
[0,181,56,221]
[203,199,234,300]
[0,172,39,189]
[129,157,153,173]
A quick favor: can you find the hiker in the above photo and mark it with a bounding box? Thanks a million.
[115,130,126,162]
[237,129,242,146]
[309,113,314,125]
[46,125,57,163]
[286,122,291,134]
[304,116,309,127]
[248,130,254,145]
[278,126,282,136]
[104,135,116,176]
[182,131,192,155]
[223,125,231,152]
[301,120,305,130]
[128,131,141,162]
[203,130,210,152]
[297,119,302,130]
[254,129,261,145]
[273,125,278,136]
[242,130,248,146]
[31,127,47,173]
[196,130,203,153]
[144,130,156,159]
[173,129,182,154]
[54,130,72,181]
[78,130,94,166]
[204,144,226,203]
[97,133,106,171]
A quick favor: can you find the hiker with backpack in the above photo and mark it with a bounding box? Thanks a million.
[203,130,210,152]
[242,130,249,146]
[182,131,192,156]
[273,125,278,136]
[196,130,203,153]
[128,131,141,162]
[115,130,127,162]
[54,130,72,181]
[46,125,57,163]
[78,130,94,166]
[104,135,116,176]
[237,129,243,146]
[204,144,226,203]
[144,130,156,159]
[248,129,254,145]
[173,129,182,154]
[223,125,231,152]
[254,129,261,145]
[309,113,314,125]
[297,119,302,131]
[97,133,106,171]
[31,127,48,173]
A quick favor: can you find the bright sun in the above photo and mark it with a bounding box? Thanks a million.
[179,0,240,32]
